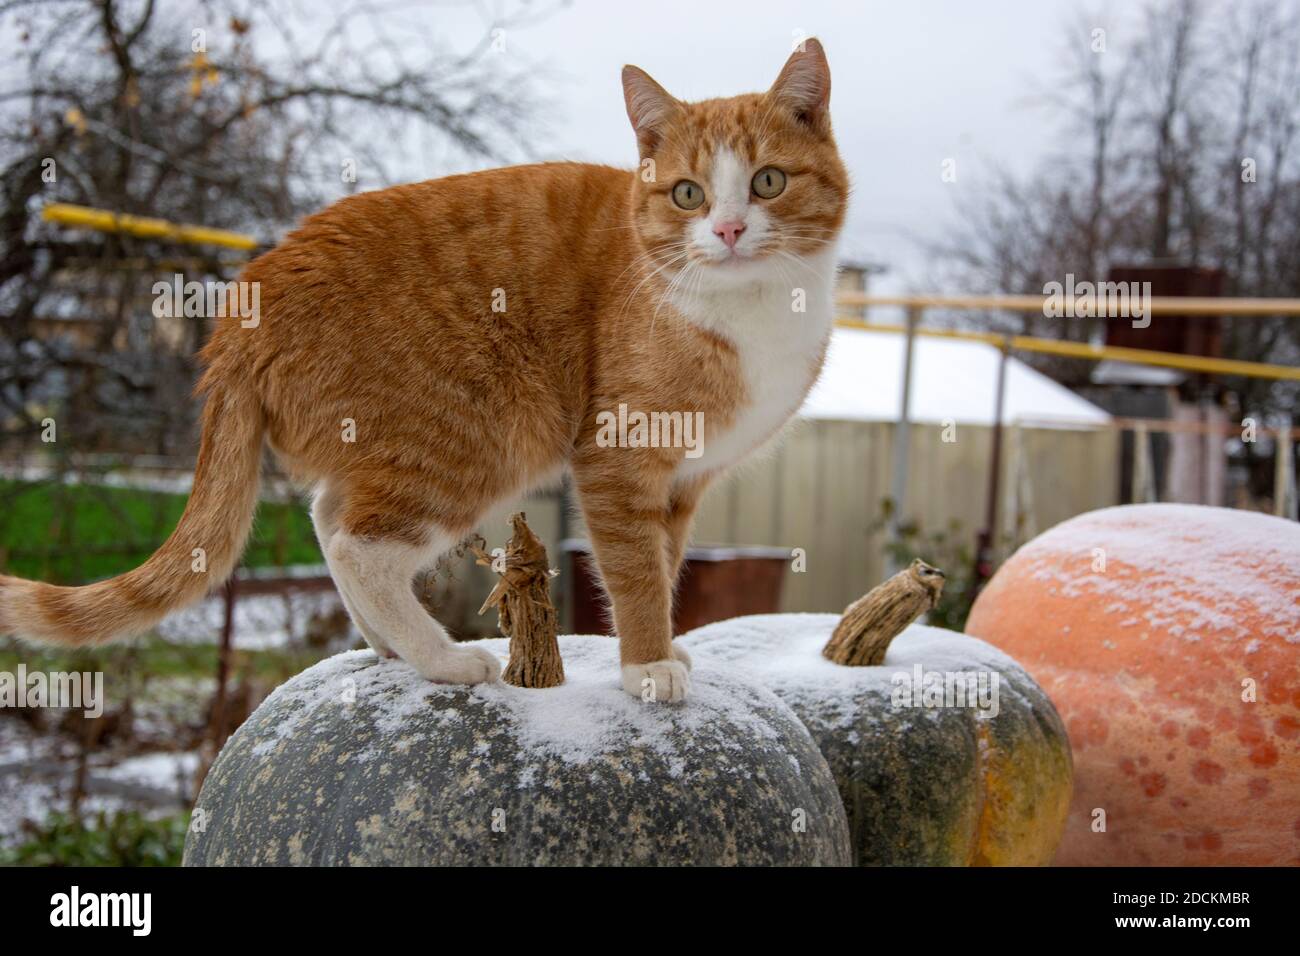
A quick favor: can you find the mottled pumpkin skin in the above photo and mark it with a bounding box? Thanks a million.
[681,614,1073,866]
[184,634,850,867]
[966,504,1300,866]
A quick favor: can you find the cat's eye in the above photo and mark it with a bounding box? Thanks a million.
[751,167,786,199]
[672,180,705,210]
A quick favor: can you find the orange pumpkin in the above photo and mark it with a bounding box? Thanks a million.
[966,504,1300,866]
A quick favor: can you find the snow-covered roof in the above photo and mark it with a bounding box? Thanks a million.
[800,327,1111,427]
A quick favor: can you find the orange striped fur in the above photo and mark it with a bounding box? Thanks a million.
[0,40,848,702]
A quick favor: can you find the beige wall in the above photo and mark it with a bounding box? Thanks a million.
[690,418,1119,613]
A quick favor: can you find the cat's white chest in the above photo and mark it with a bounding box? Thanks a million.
[674,250,837,480]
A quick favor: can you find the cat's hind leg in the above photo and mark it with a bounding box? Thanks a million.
[310,482,397,659]
[326,527,501,685]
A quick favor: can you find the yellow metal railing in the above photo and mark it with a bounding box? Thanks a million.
[837,291,1300,317]
[834,293,1300,382]
[42,202,258,251]
[36,206,1300,383]
[834,318,1300,382]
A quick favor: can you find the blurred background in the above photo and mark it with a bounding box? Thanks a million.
[0,0,1297,863]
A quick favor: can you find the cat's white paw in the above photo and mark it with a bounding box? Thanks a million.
[411,644,501,685]
[671,643,692,670]
[622,659,690,703]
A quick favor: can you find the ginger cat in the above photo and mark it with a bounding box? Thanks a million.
[0,40,848,703]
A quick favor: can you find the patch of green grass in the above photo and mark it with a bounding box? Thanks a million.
[0,634,327,683]
[0,478,321,583]
[1,810,190,866]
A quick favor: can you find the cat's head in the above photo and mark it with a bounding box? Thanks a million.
[622,39,848,286]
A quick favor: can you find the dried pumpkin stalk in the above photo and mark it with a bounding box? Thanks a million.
[473,512,564,688]
[822,558,946,666]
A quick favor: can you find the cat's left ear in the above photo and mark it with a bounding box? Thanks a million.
[769,38,832,136]
[622,65,680,156]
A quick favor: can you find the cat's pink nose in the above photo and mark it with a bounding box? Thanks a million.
[713,220,746,249]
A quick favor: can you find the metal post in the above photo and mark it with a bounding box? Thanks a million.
[207,577,237,749]
[972,337,1010,591]
[886,306,920,574]
[1002,423,1020,548]
[1004,422,1035,551]
[1276,421,1297,520]
[1132,422,1157,503]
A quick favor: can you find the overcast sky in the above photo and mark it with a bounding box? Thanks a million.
[416,0,1115,293]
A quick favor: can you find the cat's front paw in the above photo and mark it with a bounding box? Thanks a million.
[411,644,502,685]
[622,659,690,703]
[671,643,692,670]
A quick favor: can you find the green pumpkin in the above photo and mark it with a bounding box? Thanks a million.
[185,633,850,866]
[681,613,1072,865]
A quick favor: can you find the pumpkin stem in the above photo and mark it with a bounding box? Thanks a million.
[822,558,945,666]
[473,512,564,688]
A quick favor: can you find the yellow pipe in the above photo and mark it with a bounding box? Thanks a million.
[837,292,1300,317]
[834,318,1300,382]
[42,202,258,251]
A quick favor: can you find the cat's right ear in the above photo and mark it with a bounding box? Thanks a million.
[622,65,679,156]
[769,38,832,136]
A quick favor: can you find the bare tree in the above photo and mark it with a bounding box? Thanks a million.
[0,0,552,454]
[940,0,1300,417]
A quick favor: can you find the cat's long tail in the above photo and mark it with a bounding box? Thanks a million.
[0,382,264,646]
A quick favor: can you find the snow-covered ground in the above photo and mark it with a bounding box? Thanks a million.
[0,586,357,845]
[0,718,195,847]
[156,589,357,651]
[100,750,200,795]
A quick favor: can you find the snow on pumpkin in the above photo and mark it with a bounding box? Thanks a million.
[185,633,850,866]
[682,613,1073,866]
